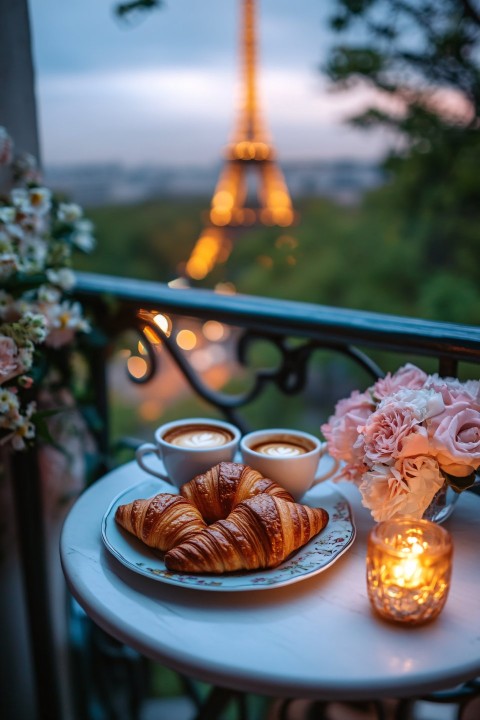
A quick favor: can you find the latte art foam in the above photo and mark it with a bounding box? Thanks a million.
[252,440,309,457]
[163,425,233,449]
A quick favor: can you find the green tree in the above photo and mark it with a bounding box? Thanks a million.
[326,0,480,138]
[324,0,480,324]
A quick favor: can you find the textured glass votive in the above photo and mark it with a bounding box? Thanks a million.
[366,518,453,625]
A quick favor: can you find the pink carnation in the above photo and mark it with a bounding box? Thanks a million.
[372,363,428,400]
[321,390,374,467]
[360,401,430,466]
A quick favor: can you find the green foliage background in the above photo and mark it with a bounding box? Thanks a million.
[76,179,480,325]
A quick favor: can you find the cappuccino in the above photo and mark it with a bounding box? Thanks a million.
[163,424,234,449]
[136,417,241,487]
[240,428,324,500]
[251,438,313,457]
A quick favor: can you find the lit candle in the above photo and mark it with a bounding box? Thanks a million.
[366,518,453,625]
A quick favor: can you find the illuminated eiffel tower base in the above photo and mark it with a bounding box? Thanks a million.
[185,0,295,281]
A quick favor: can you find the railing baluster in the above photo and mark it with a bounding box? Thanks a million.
[11,449,63,720]
[438,357,458,378]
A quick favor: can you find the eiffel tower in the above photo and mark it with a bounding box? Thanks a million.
[185,0,296,281]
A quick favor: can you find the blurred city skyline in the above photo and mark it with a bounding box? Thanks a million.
[29,0,395,170]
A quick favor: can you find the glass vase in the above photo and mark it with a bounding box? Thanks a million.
[422,483,460,524]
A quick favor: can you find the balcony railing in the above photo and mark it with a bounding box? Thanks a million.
[9,271,480,720]
[74,271,480,444]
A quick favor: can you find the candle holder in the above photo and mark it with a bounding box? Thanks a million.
[366,518,453,625]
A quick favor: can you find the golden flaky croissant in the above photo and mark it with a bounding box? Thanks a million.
[165,494,329,574]
[115,493,206,552]
[180,461,294,523]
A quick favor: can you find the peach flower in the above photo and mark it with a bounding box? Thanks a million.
[359,455,444,521]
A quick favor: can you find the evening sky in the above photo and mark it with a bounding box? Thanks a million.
[28,0,391,167]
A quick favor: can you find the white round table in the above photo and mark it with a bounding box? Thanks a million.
[60,461,480,701]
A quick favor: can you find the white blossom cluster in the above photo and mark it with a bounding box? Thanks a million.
[0,127,94,450]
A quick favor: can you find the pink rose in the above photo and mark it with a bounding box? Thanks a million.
[372,363,428,400]
[0,335,25,385]
[359,455,444,521]
[360,402,430,466]
[429,405,480,476]
[321,390,374,466]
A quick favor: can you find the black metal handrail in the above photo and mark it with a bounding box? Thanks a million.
[75,271,480,360]
[75,270,480,371]
[73,271,480,444]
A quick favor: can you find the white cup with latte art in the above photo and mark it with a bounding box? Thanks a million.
[136,417,241,488]
[240,428,332,500]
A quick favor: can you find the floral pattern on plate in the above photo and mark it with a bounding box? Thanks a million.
[102,477,356,592]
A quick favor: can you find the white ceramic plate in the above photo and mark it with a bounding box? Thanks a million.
[101,474,356,592]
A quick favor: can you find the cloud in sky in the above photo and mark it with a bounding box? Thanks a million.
[29,0,392,166]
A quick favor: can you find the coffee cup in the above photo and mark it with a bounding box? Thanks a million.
[240,428,333,500]
[136,417,241,489]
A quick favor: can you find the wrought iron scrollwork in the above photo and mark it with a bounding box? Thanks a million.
[131,313,387,432]
[126,324,158,384]
[238,331,386,392]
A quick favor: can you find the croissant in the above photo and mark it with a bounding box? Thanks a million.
[115,493,207,552]
[180,461,294,524]
[165,494,329,574]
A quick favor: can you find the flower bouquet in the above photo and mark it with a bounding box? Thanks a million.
[321,363,480,521]
[0,127,94,451]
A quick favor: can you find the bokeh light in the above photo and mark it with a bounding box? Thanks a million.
[127,356,148,379]
[176,328,197,350]
[153,313,172,336]
[202,320,225,342]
